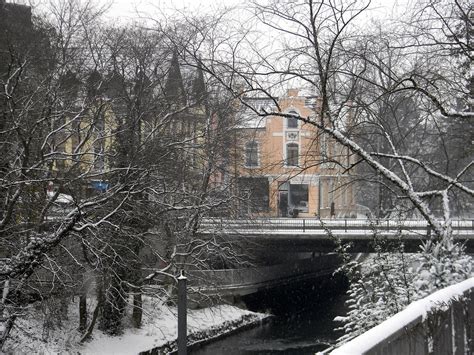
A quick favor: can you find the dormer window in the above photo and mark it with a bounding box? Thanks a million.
[287,110,298,129]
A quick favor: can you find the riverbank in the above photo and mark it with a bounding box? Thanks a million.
[142,310,271,354]
[3,296,268,354]
[81,300,269,355]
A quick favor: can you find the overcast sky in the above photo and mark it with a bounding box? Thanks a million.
[102,0,242,23]
[104,0,410,23]
[16,0,411,24]
[10,0,414,29]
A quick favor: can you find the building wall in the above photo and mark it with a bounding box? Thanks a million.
[238,89,357,218]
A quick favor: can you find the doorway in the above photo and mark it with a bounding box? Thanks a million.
[278,191,288,217]
[278,182,289,217]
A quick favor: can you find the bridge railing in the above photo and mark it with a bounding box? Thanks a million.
[330,277,474,355]
[200,218,474,233]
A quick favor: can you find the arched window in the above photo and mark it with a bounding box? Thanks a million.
[245,141,259,167]
[287,110,298,129]
[286,143,299,166]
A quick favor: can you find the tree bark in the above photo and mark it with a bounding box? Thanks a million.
[132,292,142,328]
[79,293,87,333]
[79,301,101,343]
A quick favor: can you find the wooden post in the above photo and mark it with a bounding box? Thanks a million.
[177,271,187,355]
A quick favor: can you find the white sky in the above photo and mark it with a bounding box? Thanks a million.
[15,0,412,24]
[105,0,411,23]
[100,0,244,24]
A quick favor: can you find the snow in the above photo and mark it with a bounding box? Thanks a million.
[201,218,473,228]
[4,296,267,355]
[236,112,267,129]
[47,190,74,204]
[81,303,264,355]
[330,277,474,355]
[203,229,473,238]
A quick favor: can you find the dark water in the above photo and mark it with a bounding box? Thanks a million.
[191,280,348,355]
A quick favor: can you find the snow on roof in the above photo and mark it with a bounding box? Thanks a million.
[236,97,276,129]
[236,93,319,128]
[236,112,267,129]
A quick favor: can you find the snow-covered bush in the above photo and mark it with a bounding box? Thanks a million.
[335,247,418,344]
[336,239,473,345]
[413,241,473,298]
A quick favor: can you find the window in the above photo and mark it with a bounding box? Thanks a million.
[304,97,316,107]
[237,177,269,213]
[245,141,259,167]
[289,184,309,212]
[287,110,298,128]
[286,143,299,166]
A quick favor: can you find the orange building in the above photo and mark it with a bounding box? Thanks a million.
[236,89,357,218]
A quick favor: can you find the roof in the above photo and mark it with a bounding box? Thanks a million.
[236,97,277,129]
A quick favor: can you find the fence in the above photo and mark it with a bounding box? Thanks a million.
[200,218,474,233]
[330,277,474,355]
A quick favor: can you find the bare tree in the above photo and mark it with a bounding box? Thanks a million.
[182,0,473,235]
[168,0,473,320]
[182,0,472,340]
[0,0,132,345]
[1,1,249,347]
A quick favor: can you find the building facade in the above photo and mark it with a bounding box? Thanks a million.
[236,89,357,218]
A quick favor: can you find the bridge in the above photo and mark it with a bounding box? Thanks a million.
[330,277,474,355]
[143,255,345,308]
[199,218,474,253]
[185,254,342,297]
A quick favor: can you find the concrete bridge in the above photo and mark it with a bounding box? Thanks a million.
[185,254,342,297]
[198,218,474,253]
[330,277,474,355]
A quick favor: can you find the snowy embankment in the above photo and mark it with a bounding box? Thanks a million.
[330,277,474,355]
[4,296,268,355]
[81,303,267,355]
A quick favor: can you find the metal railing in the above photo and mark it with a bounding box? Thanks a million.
[200,218,474,233]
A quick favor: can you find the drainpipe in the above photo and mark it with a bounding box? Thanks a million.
[318,177,321,217]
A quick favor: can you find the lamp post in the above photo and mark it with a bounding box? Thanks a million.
[177,270,187,355]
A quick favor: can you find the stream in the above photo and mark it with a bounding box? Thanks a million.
[191,278,348,355]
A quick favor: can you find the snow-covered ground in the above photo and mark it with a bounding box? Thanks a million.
[4,296,267,355]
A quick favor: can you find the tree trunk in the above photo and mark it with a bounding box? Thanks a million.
[0,314,15,349]
[132,291,142,328]
[79,299,101,343]
[79,293,87,333]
